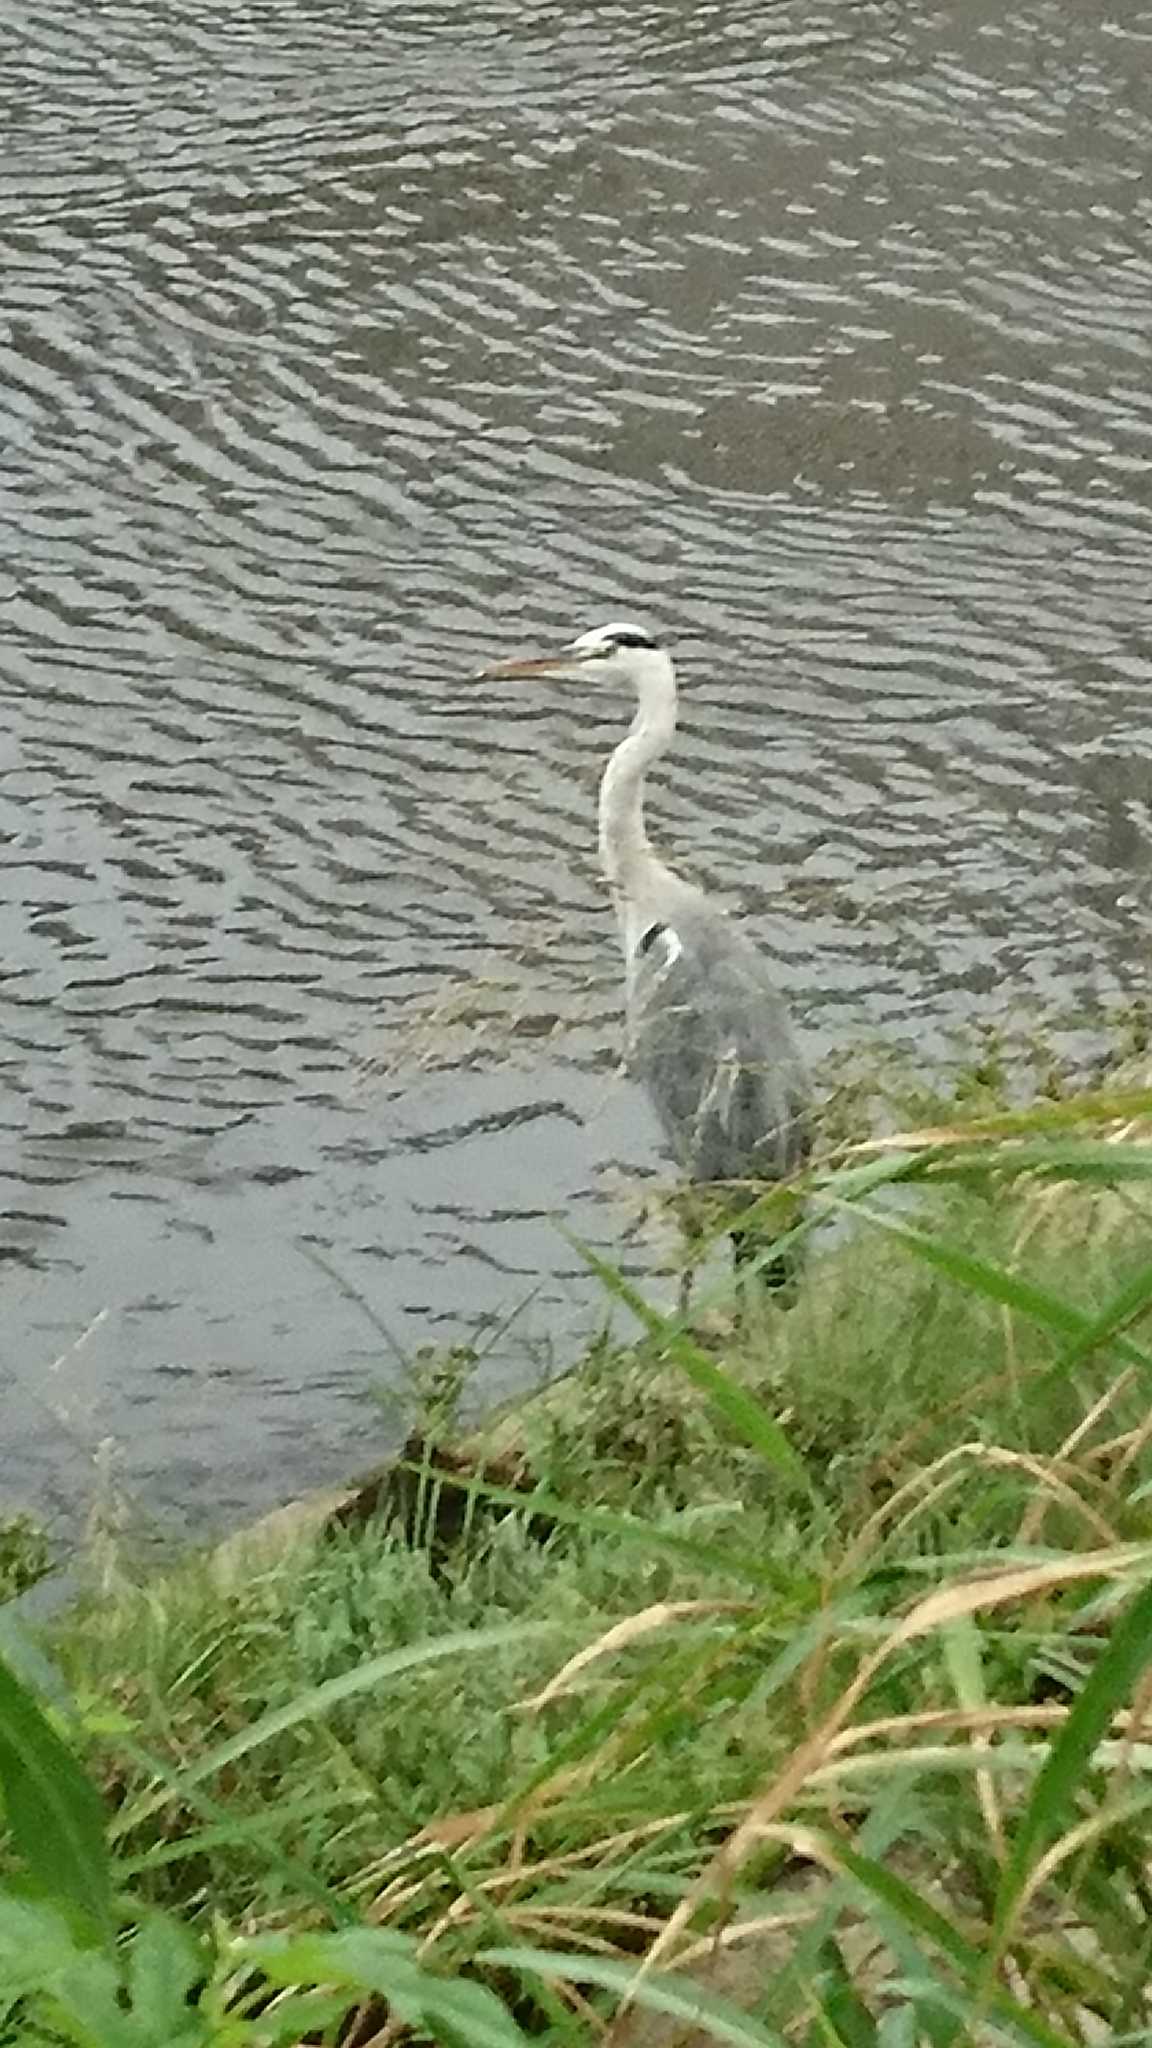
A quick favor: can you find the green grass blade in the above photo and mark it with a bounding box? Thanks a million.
[0,1654,113,1938]
[842,1201,1152,1375]
[882,1976,1076,2047]
[915,1139,1152,1185]
[480,1945,791,2045]
[0,1611,73,1712]
[875,2012,920,2048]
[941,1617,988,1723]
[761,1787,907,2024]
[124,1912,205,2037]
[992,1566,1152,1949]
[1045,1252,1152,1381]
[248,1927,531,2045]
[808,1935,880,2047]
[831,1844,1074,2048]
[812,1152,934,1195]
[871,1941,963,2048]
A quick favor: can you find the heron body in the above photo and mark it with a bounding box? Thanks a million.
[625,889,810,1190]
[479,621,810,1281]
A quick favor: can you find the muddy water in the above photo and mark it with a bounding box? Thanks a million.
[2,0,1151,1534]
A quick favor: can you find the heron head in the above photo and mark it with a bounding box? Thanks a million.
[476,620,667,687]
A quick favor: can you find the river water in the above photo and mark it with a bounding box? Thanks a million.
[2,0,1151,1537]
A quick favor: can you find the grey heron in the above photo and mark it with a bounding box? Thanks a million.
[478,621,811,1298]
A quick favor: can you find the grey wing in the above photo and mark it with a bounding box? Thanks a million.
[625,914,810,1186]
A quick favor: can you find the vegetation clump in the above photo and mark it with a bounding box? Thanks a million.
[0,1514,50,1603]
[5,1060,1152,2041]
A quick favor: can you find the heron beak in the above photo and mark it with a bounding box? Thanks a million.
[474,648,590,681]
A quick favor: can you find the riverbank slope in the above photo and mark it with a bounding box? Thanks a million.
[5,1060,1152,2042]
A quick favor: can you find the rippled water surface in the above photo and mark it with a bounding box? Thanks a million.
[3,0,1152,1533]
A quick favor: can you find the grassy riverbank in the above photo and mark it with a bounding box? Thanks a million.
[7,1057,1152,2042]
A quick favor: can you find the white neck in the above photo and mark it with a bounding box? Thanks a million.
[598,649,678,897]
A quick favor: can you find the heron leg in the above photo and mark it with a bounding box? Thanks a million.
[731,1227,801,1305]
[675,1213,704,1318]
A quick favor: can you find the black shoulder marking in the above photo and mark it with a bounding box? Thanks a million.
[637,921,666,956]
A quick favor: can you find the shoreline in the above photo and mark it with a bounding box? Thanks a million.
[8,1027,1152,1615]
[5,1065,1152,2039]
